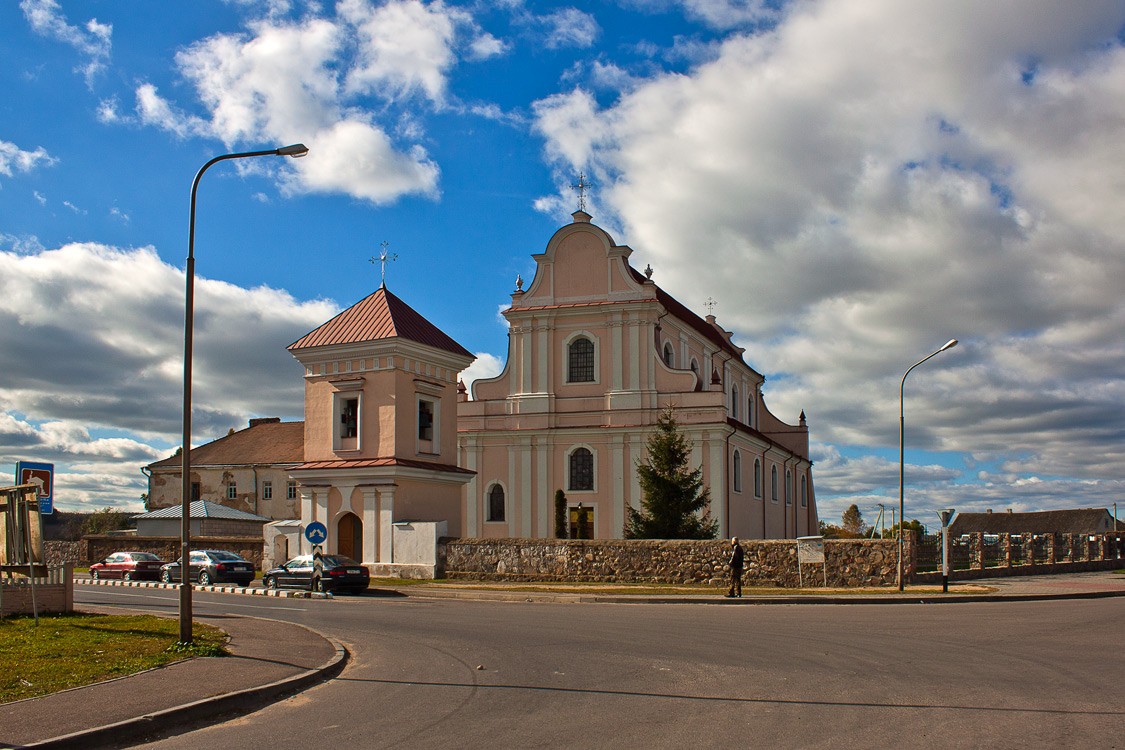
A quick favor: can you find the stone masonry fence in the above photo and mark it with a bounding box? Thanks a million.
[445,532,1125,587]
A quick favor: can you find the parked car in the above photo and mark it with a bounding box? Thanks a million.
[159,549,256,586]
[89,551,165,581]
[262,554,370,594]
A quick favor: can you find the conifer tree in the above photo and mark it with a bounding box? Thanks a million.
[624,409,718,539]
[554,489,568,538]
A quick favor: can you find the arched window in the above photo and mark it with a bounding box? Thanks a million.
[690,359,699,375]
[733,450,742,493]
[487,484,505,522]
[785,469,793,506]
[731,386,739,420]
[567,337,595,382]
[748,397,754,427]
[663,342,674,368]
[754,459,762,498]
[771,466,778,503]
[800,476,807,508]
[569,447,594,491]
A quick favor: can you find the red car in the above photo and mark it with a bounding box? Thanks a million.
[90,551,165,581]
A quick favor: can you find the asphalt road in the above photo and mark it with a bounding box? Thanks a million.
[77,587,1125,749]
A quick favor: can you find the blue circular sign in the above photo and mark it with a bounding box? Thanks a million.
[304,521,328,545]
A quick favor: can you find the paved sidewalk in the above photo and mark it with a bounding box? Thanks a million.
[0,613,345,750]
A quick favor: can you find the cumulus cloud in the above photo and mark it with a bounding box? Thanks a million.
[127,1,494,205]
[20,0,112,85]
[0,242,339,510]
[531,1,1125,519]
[0,140,56,178]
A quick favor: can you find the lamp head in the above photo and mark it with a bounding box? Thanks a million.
[940,338,958,352]
[276,143,309,158]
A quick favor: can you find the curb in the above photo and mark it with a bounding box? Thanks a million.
[20,621,349,750]
[78,579,332,599]
[389,587,1125,606]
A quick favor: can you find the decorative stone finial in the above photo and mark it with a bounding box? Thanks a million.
[644,264,653,279]
[515,273,524,292]
[799,409,807,427]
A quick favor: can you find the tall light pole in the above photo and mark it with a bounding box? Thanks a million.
[897,338,958,592]
[180,143,308,643]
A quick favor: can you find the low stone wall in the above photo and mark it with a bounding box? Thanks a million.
[70,536,266,569]
[444,537,910,588]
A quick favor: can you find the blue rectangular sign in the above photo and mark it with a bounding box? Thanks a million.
[15,460,54,515]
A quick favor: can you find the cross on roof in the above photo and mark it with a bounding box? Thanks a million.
[572,173,592,213]
[370,241,397,288]
[705,297,717,316]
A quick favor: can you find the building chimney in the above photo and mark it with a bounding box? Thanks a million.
[985,508,992,514]
[248,417,281,428]
[1006,508,1013,513]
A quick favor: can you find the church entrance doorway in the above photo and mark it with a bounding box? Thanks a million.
[569,504,594,539]
[337,512,362,560]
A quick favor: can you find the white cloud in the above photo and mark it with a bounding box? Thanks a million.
[469,32,507,60]
[340,0,460,103]
[0,242,339,510]
[531,1,1125,519]
[132,4,463,205]
[460,352,504,395]
[539,8,599,50]
[0,140,56,177]
[20,0,112,85]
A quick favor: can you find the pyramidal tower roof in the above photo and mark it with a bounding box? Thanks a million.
[288,285,472,358]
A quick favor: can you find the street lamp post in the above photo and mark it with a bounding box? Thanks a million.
[897,338,958,592]
[180,144,308,644]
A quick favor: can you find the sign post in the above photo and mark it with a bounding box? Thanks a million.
[796,535,827,588]
[14,461,54,515]
[936,508,956,593]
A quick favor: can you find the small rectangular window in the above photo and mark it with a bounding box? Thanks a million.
[227,482,237,500]
[287,480,297,500]
[263,481,272,500]
[191,482,201,501]
[418,399,434,441]
[341,397,359,439]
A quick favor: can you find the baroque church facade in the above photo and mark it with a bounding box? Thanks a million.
[147,210,818,568]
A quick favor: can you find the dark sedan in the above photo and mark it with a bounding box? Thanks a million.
[159,549,255,586]
[262,554,370,594]
[89,551,165,581]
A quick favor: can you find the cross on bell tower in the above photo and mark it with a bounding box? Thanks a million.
[370,241,397,289]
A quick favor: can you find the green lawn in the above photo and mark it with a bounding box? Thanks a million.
[0,613,227,703]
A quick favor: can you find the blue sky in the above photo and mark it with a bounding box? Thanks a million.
[2,0,1124,532]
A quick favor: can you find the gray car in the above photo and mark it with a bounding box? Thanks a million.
[159,549,255,586]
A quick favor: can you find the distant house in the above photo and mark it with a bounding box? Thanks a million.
[144,418,304,520]
[949,508,1117,537]
[132,500,270,538]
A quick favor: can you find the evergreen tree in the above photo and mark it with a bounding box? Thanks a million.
[554,489,568,538]
[624,409,718,539]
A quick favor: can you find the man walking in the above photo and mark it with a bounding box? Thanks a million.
[727,537,744,597]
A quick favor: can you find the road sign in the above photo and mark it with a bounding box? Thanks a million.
[15,461,54,515]
[304,521,327,545]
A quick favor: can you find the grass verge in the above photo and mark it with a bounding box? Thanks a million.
[0,613,227,703]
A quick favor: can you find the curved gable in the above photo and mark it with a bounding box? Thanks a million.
[517,211,648,307]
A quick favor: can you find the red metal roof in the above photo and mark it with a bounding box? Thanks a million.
[288,286,473,358]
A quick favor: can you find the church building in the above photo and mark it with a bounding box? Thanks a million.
[286,210,817,565]
[146,210,818,570]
